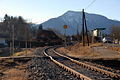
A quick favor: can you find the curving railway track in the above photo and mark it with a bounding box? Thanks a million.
[44,47,120,80]
[1,47,120,80]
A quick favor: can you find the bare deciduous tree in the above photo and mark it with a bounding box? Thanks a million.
[111,25,120,43]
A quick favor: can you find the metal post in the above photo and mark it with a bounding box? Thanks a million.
[63,25,68,47]
[65,29,67,46]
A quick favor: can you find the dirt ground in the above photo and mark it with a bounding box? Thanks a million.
[12,48,36,56]
[0,48,37,80]
[107,46,120,53]
[57,43,120,59]
[0,58,31,80]
[0,48,36,57]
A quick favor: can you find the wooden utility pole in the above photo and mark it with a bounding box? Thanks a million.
[25,26,28,55]
[82,9,89,46]
[8,22,12,56]
[12,25,15,55]
[77,25,80,41]
[82,9,85,46]
[84,14,89,46]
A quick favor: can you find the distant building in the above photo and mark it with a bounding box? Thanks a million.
[102,37,112,43]
[36,25,61,42]
[92,28,106,42]
[33,24,62,45]
[0,33,9,47]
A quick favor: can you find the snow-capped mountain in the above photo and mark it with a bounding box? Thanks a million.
[42,11,120,35]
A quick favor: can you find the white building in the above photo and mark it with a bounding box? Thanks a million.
[92,28,106,42]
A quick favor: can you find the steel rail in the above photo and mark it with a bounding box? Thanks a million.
[0,56,43,60]
[43,47,92,80]
[53,49,120,79]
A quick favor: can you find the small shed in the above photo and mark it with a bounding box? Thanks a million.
[92,28,106,42]
[93,28,106,37]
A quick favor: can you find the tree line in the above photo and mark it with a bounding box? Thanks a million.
[110,25,120,43]
[0,14,35,41]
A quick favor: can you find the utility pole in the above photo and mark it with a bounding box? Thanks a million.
[82,9,89,46]
[12,25,15,55]
[84,14,89,46]
[25,26,28,56]
[8,22,12,56]
[82,9,85,46]
[77,25,80,41]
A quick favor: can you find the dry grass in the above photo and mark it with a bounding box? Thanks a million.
[5,59,14,63]
[108,47,120,53]
[58,43,102,58]
[13,48,35,56]
[89,43,103,47]
[0,48,33,80]
[0,58,30,80]
[58,43,120,59]
[2,69,28,80]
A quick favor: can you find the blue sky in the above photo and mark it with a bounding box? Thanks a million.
[0,0,120,24]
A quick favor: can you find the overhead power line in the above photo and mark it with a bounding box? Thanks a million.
[85,0,96,10]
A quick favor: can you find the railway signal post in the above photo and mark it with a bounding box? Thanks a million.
[63,25,68,47]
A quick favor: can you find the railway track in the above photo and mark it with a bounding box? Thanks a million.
[44,47,120,80]
[27,47,80,80]
[81,60,120,75]
[1,47,120,80]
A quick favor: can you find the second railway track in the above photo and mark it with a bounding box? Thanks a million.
[44,47,120,80]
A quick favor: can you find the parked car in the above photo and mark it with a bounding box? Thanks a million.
[102,37,112,43]
[0,43,8,48]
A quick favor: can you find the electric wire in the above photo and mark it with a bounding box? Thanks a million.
[85,0,96,10]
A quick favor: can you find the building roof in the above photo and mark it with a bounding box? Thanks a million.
[37,30,58,38]
[94,28,106,30]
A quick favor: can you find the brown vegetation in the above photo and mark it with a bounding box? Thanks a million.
[0,48,37,80]
[110,26,120,43]
[13,48,35,56]
[0,58,30,80]
[2,69,28,80]
[107,47,120,53]
[58,43,103,58]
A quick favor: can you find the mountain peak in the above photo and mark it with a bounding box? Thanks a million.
[42,11,120,35]
[63,10,80,16]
